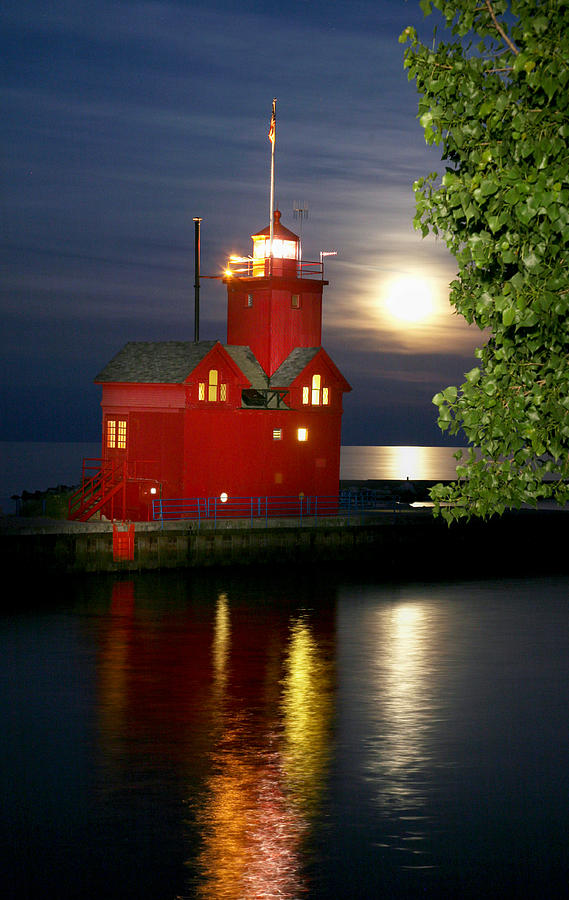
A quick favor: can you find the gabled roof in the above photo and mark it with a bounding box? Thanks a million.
[95,340,270,387]
[269,348,321,387]
[95,341,216,383]
[270,346,352,392]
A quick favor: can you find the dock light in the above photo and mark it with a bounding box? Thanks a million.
[220,492,228,503]
[150,487,157,495]
[224,267,233,278]
[297,428,308,442]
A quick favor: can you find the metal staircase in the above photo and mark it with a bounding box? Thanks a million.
[68,458,126,522]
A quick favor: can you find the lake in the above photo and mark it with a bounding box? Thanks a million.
[0,442,463,512]
[2,570,569,899]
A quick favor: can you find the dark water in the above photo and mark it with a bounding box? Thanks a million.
[2,571,569,899]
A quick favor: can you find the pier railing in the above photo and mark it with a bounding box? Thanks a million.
[152,491,400,527]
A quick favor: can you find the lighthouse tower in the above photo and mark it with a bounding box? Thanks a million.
[225,209,326,376]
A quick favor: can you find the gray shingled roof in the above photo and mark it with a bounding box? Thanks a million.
[94,340,274,386]
[94,342,216,383]
[269,347,321,387]
[224,345,268,389]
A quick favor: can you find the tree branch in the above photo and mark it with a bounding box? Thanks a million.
[485,0,520,55]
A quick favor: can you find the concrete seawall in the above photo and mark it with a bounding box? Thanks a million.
[2,507,569,578]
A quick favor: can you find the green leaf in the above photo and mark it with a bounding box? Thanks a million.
[402,0,569,521]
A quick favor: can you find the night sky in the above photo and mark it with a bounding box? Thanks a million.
[2,0,483,445]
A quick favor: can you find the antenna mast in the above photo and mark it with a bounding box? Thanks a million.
[293,201,309,270]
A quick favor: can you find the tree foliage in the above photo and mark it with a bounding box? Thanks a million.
[400,0,569,521]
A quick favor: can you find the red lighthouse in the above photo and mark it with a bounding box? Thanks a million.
[69,207,351,522]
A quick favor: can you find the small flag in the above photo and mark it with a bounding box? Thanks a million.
[268,98,276,145]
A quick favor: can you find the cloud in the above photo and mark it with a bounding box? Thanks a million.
[1,0,482,443]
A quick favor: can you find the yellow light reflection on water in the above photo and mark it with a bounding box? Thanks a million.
[196,604,335,899]
[281,616,333,817]
[212,592,230,698]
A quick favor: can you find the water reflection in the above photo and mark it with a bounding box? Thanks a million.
[98,581,134,753]
[195,600,334,899]
[281,615,333,817]
[212,592,230,702]
[6,573,569,899]
[94,578,335,900]
[340,445,465,480]
[364,598,445,869]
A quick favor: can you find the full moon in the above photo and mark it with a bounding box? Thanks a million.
[384,276,435,323]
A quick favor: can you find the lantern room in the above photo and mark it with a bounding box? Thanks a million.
[251,209,299,277]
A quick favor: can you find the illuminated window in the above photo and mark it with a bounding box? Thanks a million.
[208,369,218,402]
[311,374,321,405]
[302,374,327,405]
[220,383,227,402]
[198,382,205,401]
[117,420,127,449]
[297,428,308,442]
[106,419,127,449]
[273,429,282,440]
[291,294,300,308]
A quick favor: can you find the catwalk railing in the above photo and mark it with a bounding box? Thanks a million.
[224,258,325,279]
[152,491,401,527]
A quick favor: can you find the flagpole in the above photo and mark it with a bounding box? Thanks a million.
[268,98,276,273]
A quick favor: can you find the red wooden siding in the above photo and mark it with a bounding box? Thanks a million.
[226,277,324,375]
